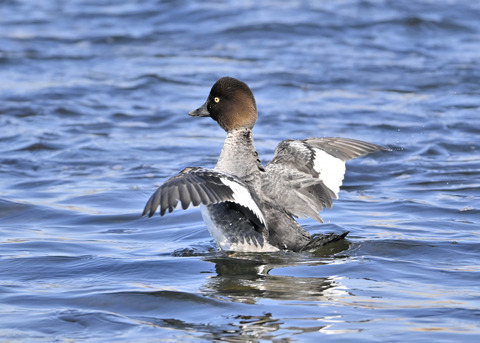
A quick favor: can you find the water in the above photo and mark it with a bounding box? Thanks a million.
[1,0,479,341]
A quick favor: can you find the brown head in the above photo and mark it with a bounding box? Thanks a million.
[189,77,258,131]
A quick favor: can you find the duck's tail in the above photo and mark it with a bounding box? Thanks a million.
[300,231,349,252]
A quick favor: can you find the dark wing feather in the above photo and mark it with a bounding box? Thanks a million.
[142,167,266,227]
[303,137,387,161]
[263,137,385,223]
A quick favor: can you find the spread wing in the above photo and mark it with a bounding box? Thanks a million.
[262,137,385,223]
[142,167,266,227]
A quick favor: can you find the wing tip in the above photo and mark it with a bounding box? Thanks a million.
[141,205,156,218]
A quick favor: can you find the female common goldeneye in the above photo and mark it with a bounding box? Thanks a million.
[143,77,385,252]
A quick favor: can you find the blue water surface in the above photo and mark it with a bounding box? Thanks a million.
[1,0,479,342]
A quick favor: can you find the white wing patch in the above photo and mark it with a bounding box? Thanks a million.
[313,148,346,198]
[220,178,266,226]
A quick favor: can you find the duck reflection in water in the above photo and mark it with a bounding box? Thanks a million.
[200,238,350,304]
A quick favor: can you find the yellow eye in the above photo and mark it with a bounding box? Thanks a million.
[214,97,220,103]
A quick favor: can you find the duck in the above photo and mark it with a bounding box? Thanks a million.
[143,77,386,252]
